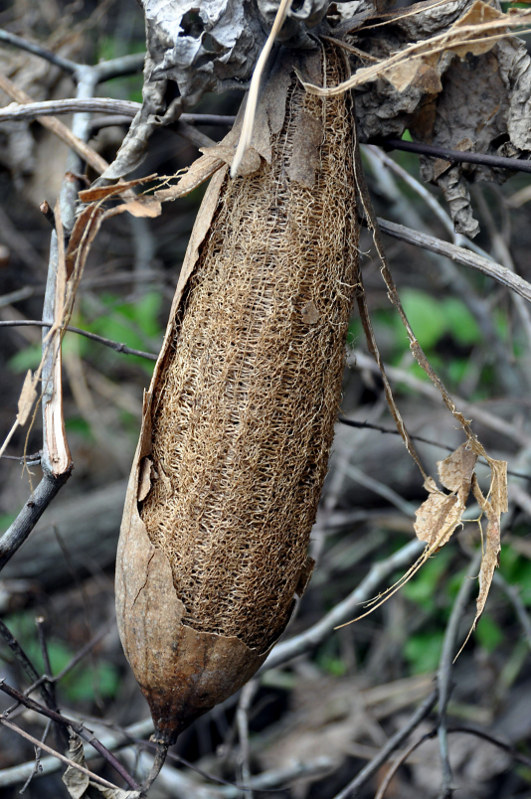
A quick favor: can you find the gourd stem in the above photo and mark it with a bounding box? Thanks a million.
[143,740,169,793]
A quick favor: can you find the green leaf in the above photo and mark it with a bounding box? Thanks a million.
[441,298,481,346]
[8,343,42,373]
[404,631,444,673]
[401,289,447,349]
[402,549,452,610]
[475,614,504,653]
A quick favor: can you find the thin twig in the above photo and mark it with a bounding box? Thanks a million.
[0,717,155,788]
[0,681,142,791]
[446,725,531,768]
[0,97,236,126]
[264,537,424,670]
[29,625,111,691]
[374,729,436,799]
[0,718,122,792]
[436,550,483,799]
[375,217,531,304]
[349,349,531,447]
[0,28,78,73]
[338,417,529,480]
[492,572,531,648]
[91,52,146,83]
[0,471,71,572]
[0,620,56,711]
[332,689,438,799]
[0,30,144,81]
[345,464,417,517]
[35,616,57,710]
[0,319,158,360]
[236,681,258,798]
[381,137,531,176]
[18,717,54,794]
[0,74,108,174]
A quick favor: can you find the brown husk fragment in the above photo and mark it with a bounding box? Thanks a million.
[115,42,360,742]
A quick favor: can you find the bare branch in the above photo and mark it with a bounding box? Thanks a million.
[337,418,529,480]
[264,537,424,670]
[0,30,144,82]
[436,551,483,798]
[0,74,108,174]
[0,28,78,73]
[0,681,142,792]
[381,137,531,176]
[0,719,155,788]
[0,97,236,127]
[0,471,70,572]
[332,689,438,799]
[0,97,141,121]
[0,319,158,360]
[376,217,531,304]
[349,350,531,447]
[0,718,122,793]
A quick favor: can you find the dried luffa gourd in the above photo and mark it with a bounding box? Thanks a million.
[115,42,359,745]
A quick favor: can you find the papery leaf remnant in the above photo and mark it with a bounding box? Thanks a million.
[346,0,531,235]
[62,736,140,799]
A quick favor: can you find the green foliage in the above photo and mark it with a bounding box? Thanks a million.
[65,416,94,441]
[96,37,145,104]
[0,512,16,530]
[475,613,504,653]
[8,342,42,373]
[403,630,444,674]
[499,544,531,606]
[349,288,490,395]
[401,289,448,349]
[1,613,119,704]
[400,289,481,351]
[76,290,162,375]
[8,292,162,378]
[402,549,453,612]
[316,637,349,677]
[318,654,348,678]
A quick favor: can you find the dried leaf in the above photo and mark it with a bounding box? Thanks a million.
[16,370,38,427]
[65,204,105,280]
[78,174,158,202]
[469,458,507,631]
[451,0,508,58]
[62,735,140,799]
[438,442,477,495]
[414,491,463,549]
[108,197,162,219]
[155,155,224,202]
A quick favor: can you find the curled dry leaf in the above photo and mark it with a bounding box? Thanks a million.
[62,735,140,799]
[414,443,477,548]
[16,370,38,427]
[356,1,531,234]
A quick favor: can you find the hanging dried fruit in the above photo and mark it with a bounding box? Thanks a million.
[115,42,360,745]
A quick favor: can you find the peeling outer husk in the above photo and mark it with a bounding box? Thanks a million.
[115,42,359,743]
[99,0,332,181]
